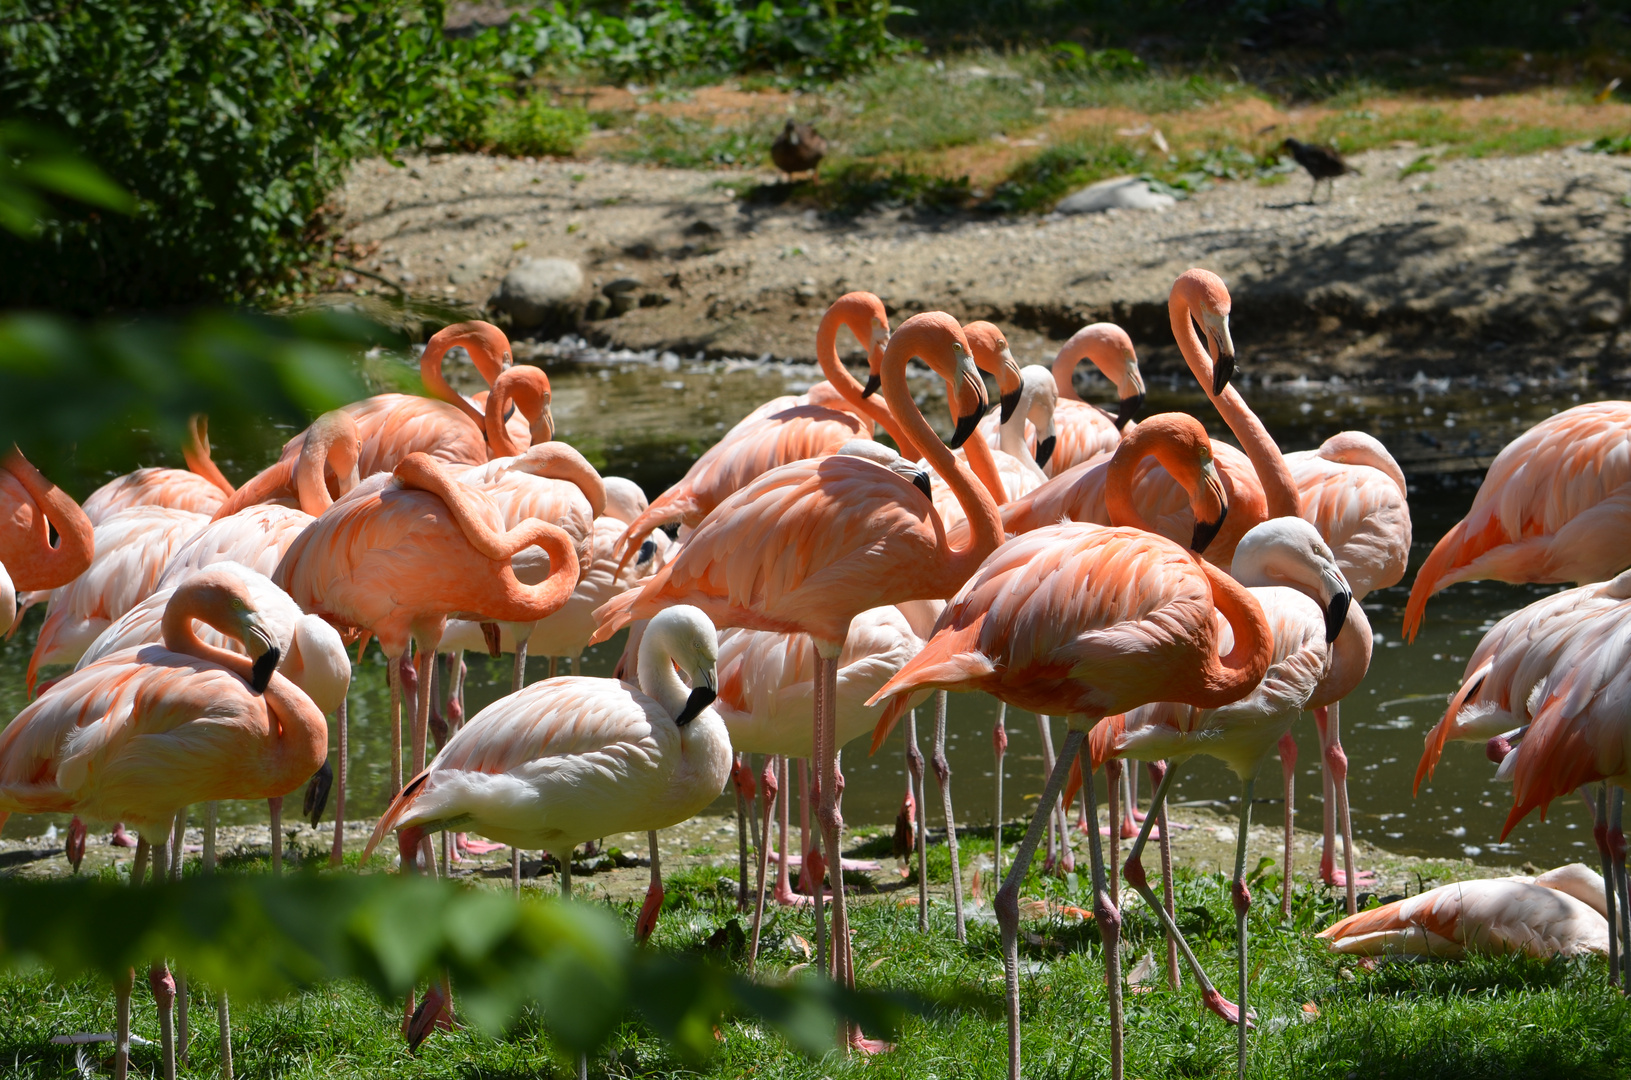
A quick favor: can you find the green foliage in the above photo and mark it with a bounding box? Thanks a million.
[1400,152,1439,178]
[1589,133,1631,155]
[0,0,519,312]
[1047,42,1145,76]
[487,99,592,158]
[0,308,377,480]
[984,134,1144,212]
[503,0,913,86]
[0,872,920,1060]
[0,122,134,239]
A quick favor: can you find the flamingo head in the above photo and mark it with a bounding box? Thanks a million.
[169,569,282,692]
[647,606,719,727]
[1232,517,1353,644]
[1173,269,1235,394]
[963,321,1023,424]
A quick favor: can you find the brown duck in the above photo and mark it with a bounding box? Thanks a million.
[772,119,826,181]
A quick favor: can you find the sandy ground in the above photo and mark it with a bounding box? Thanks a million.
[334,144,1631,381]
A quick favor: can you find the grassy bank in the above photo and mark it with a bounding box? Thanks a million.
[5,822,1628,1079]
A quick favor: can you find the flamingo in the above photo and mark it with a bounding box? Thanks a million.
[592,312,1004,1032]
[1166,268,1405,908]
[1319,864,1610,960]
[1403,400,1631,639]
[0,560,13,638]
[0,568,328,1080]
[26,506,210,691]
[1046,321,1146,475]
[81,416,234,524]
[209,409,362,520]
[277,321,538,478]
[1086,517,1351,1078]
[362,603,730,941]
[614,292,915,561]
[158,504,318,586]
[0,446,95,595]
[273,452,580,807]
[865,505,1273,1080]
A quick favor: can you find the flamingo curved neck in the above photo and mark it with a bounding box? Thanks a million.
[293,432,340,518]
[1104,426,1168,533]
[1,449,95,589]
[816,306,921,458]
[961,428,1011,504]
[1196,561,1273,707]
[636,630,691,719]
[486,369,553,459]
[880,329,1003,578]
[1051,348,1087,404]
[421,344,489,431]
[161,602,256,681]
[1170,296,1300,519]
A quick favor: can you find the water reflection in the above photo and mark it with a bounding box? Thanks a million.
[0,340,1610,870]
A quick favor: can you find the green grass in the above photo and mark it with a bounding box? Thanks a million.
[5,825,1629,1079]
[487,98,592,158]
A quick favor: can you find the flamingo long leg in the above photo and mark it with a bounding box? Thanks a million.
[1279,729,1297,919]
[931,690,966,942]
[994,728,1089,1080]
[1325,702,1360,914]
[513,639,529,692]
[1122,760,1243,1023]
[992,703,1007,883]
[511,849,521,896]
[331,697,349,867]
[1106,758,1122,903]
[905,709,929,930]
[1037,714,1058,872]
[150,827,177,1080]
[814,653,851,991]
[1589,785,1619,988]
[1082,749,1124,1080]
[170,811,189,1067]
[1151,762,1180,990]
[202,803,234,1078]
[113,965,133,1080]
[269,797,283,878]
[735,753,750,912]
[773,756,803,907]
[1611,788,1629,993]
[1231,776,1256,1079]
[749,757,779,968]
[387,655,404,795]
[635,830,664,943]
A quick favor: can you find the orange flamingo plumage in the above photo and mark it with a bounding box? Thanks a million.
[0,446,95,595]
[592,312,1003,1032]
[1047,321,1146,475]
[1404,399,1631,640]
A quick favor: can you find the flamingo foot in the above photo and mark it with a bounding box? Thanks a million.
[66,817,87,872]
[635,883,664,943]
[772,882,814,908]
[1200,988,1254,1029]
[459,836,505,855]
[110,823,137,848]
[1319,861,1376,888]
[849,1031,894,1055]
[1102,824,1163,841]
[405,982,456,1052]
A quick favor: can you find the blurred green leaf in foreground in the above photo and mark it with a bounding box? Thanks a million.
[0,872,924,1060]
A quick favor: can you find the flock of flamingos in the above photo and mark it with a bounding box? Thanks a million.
[0,267,1628,1080]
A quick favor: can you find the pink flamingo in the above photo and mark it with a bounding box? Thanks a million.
[26,506,209,691]
[1403,400,1631,640]
[81,416,235,524]
[615,292,917,560]
[1047,322,1146,475]
[0,446,95,595]
[0,568,327,1080]
[158,504,318,586]
[1087,517,1351,1077]
[1319,864,1609,960]
[363,603,730,942]
[592,313,1003,1035]
[866,508,1273,1080]
[273,452,580,803]
[209,410,362,520]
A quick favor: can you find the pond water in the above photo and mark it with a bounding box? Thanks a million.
[0,336,1614,872]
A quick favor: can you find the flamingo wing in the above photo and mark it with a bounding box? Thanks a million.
[1318,878,1607,959]
[82,468,225,525]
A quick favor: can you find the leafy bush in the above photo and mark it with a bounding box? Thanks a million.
[487,99,592,157]
[0,0,515,313]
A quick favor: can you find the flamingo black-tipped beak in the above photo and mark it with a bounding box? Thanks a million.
[999,386,1021,425]
[862,373,881,398]
[1190,504,1227,554]
[1212,352,1235,396]
[950,409,982,450]
[1324,591,1351,644]
[303,759,333,826]
[1114,392,1145,430]
[911,468,933,500]
[1035,435,1056,470]
[677,667,718,727]
[250,646,280,694]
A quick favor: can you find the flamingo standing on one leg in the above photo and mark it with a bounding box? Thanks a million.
[592,314,1004,1040]
[274,453,580,803]
[866,513,1272,1080]
[81,416,234,524]
[1046,321,1146,475]
[1087,517,1351,1078]
[0,569,328,1080]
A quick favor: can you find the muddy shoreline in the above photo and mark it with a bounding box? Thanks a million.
[335,145,1631,383]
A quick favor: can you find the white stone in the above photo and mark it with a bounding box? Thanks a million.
[1055,176,1177,215]
[489,257,585,328]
